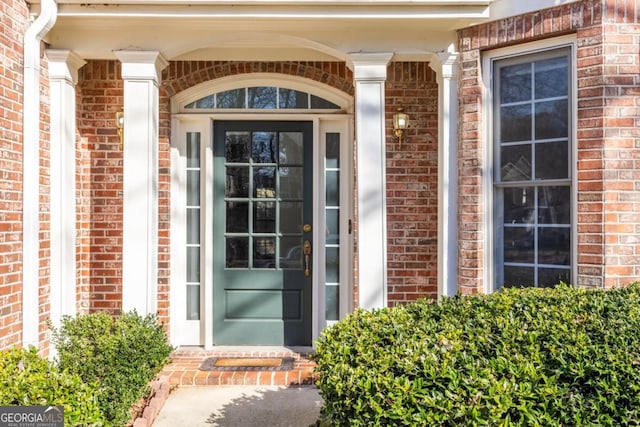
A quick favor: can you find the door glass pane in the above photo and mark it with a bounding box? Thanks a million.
[226,237,248,268]
[326,171,339,205]
[187,208,200,244]
[187,133,200,167]
[252,132,277,163]
[280,237,302,269]
[226,202,248,232]
[326,209,339,244]
[280,202,302,234]
[187,171,200,205]
[254,201,276,233]
[254,167,276,198]
[248,87,277,109]
[225,167,249,197]
[500,144,531,181]
[280,167,303,199]
[535,141,568,180]
[279,132,304,164]
[253,237,275,268]
[326,133,340,168]
[326,247,339,282]
[326,285,339,321]
[225,131,250,162]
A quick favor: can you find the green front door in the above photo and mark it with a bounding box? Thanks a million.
[213,121,313,345]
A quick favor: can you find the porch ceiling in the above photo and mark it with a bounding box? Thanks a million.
[40,1,493,63]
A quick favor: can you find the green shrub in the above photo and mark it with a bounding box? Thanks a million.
[52,311,173,427]
[0,346,103,426]
[314,284,640,426]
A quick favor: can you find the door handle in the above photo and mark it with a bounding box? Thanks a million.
[303,240,312,277]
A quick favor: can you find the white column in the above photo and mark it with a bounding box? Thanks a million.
[47,49,85,331]
[350,52,393,310]
[430,52,459,298]
[115,51,168,315]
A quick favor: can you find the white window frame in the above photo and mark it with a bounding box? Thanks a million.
[482,35,578,293]
[170,75,353,348]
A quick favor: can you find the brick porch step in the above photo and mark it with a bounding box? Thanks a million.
[159,346,317,387]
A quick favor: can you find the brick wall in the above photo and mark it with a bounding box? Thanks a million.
[385,62,439,305]
[458,0,640,292]
[0,0,29,350]
[77,61,124,313]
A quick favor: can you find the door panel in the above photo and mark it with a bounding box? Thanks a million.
[213,121,313,345]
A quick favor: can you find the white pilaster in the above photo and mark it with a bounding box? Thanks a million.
[351,52,393,310]
[115,50,168,315]
[47,49,85,331]
[430,51,459,298]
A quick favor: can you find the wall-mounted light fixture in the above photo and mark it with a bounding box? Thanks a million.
[392,108,409,149]
[115,110,124,145]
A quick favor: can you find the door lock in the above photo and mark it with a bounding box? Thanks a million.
[302,224,312,233]
[303,240,312,277]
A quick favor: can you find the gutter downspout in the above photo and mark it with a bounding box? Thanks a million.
[23,0,57,349]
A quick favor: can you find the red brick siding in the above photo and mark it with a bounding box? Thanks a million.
[385,62,439,305]
[458,0,640,292]
[0,0,28,350]
[77,61,124,313]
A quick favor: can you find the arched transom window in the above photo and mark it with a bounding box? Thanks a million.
[185,86,340,110]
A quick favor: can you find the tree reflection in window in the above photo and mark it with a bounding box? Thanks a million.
[185,87,340,110]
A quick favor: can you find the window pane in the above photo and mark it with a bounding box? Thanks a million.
[226,202,248,232]
[535,100,568,139]
[252,132,277,163]
[226,167,249,197]
[280,167,303,200]
[280,237,302,269]
[326,209,339,244]
[186,285,200,320]
[503,187,534,224]
[186,95,215,109]
[326,133,340,169]
[500,144,532,181]
[187,170,200,205]
[254,201,275,233]
[280,202,302,234]
[225,131,250,162]
[217,89,245,108]
[187,133,200,168]
[503,266,535,288]
[538,186,571,224]
[310,95,339,109]
[248,87,277,109]
[326,285,339,321]
[538,228,570,265]
[254,167,276,198]
[535,141,568,180]
[535,56,568,100]
[538,267,570,287]
[226,237,248,268]
[279,89,309,109]
[279,132,304,164]
[500,63,531,103]
[326,247,339,282]
[326,171,340,205]
[500,104,532,143]
[253,237,275,268]
[503,227,534,263]
[187,208,200,244]
[187,247,200,282]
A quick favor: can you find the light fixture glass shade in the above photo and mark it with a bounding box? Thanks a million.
[392,108,409,148]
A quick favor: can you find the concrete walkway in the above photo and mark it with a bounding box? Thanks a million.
[152,386,323,427]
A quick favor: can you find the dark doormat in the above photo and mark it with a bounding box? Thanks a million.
[199,357,296,371]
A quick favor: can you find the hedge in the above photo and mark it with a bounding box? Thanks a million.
[0,347,104,426]
[52,311,173,427]
[314,284,640,426]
